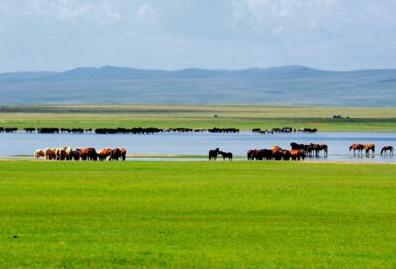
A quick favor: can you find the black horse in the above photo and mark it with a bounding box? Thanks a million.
[218,151,233,161]
[209,148,220,161]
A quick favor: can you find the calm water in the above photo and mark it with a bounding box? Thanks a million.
[0,132,395,162]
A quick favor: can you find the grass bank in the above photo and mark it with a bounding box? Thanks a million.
[0,104,395,131]
[0,161,395,268]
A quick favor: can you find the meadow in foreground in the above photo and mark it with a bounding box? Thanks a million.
[0,161,395,268]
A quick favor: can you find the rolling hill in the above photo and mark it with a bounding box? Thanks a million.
[0,65,395,106]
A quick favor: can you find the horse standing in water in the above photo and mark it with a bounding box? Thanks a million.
[349,144,364,156]
[364,144,375,156]
[381,146,393,157]
[209,148,220,161]
[218,151,233,161]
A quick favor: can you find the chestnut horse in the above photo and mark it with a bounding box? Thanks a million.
[349,144,364,156]
[289,150,306,160]
[364,144,375,156]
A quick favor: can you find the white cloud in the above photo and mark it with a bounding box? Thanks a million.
[25,0,122,24]
[136,3,159,25]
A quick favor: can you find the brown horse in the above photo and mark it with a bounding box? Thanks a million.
[98,148,113,161]
[78,148,98,161]
[289,150,305,160]
[119,148,127,161]
[381,146,394,156]
[45,148,57,160]
[34,149,45,159]
[272,146,284,160]
[349,144,364,156]
[364,144,375,156]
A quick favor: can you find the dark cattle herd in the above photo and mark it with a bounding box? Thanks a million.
[34,147,126,161]
[0,126,317,135]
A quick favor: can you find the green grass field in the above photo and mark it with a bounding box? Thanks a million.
[0,161,395,268]
[1,104,396,131]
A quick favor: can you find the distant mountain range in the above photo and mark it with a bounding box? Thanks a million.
[0,65,395,106]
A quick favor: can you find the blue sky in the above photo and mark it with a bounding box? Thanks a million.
[1,0,396,72]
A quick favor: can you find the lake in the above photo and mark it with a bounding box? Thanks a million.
[0,131,395,162]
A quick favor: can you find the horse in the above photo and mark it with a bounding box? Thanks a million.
[72,149,80,161]
[218,151,233,161]
[209,148,220,161]
[64,147,73,160]
[78,148,98,161]
[34,149,45,159]
[302,144,315,157]
[55,147,66,160]
[247,149,258,160]
[290,142,305,151]
[289,150,306,160]
[349,144,364,156]
[98,148,113,161]
[258,149,273,160]
[364,144,375,156]
[381,146,394,156]
[314,144,328,157]
[110,148,121,161]
[45,148,57,160]
[119,148,127,161]
[272,146,284,160]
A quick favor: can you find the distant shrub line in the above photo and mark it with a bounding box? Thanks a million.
[0,126,317,134]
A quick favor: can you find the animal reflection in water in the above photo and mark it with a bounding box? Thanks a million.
[381,146,394,157]
[209,148,232,161]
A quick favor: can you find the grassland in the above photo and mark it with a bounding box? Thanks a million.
[0,104,396,131]
[0,161,395,268]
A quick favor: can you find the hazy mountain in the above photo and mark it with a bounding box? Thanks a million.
[0,65,395,106]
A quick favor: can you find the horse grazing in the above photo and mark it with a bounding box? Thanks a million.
[34,149,45,159]
[349,144,364,156]
[72,149,80,161]
[314,144,328,157]
[119,148,127,161]
[381,146,394,156]
[218,151,233,161]
[288,150,306,160]
[209,148,220,161]
[272,146,284,160]
[45,148,57,160]
[64,147,73,160]
[78,148,98,161]
[247,149,258,160]
[98,148,113,161]
[364,144,375,156]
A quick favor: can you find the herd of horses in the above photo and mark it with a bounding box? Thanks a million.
[349,144,394,157]
[34,147,127,161]
[209,143,394,161]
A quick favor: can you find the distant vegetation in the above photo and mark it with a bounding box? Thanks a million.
[1,65,396,106]
[0,105,395,131]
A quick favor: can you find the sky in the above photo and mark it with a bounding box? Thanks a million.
[1,0,396,72]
